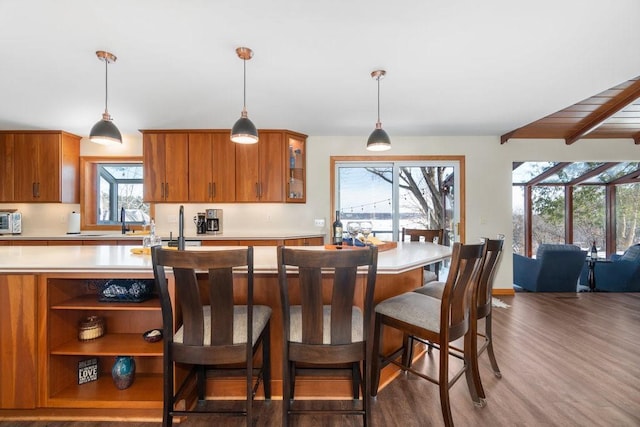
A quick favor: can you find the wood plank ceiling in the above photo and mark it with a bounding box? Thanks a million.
[501,75,640,145]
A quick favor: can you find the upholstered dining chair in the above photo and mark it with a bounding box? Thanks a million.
[401,227,445,282]
[151,246,272,427]
[277,245,378,427]
[412,238,505,403]
[371,242,486,427]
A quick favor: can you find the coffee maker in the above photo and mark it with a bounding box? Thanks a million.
[194,212,207,234]
[206,209,222,234]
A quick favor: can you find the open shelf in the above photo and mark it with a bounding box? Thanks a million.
[48,374,163,408]
[51,334,163,356]
[51,294,161,311]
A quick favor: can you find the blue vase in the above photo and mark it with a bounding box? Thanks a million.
[111,356,135,390]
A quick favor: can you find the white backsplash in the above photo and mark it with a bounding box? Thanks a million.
[0,203,81,235]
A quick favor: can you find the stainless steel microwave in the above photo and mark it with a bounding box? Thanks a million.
[0,211,22,234]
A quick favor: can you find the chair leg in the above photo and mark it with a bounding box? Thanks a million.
[196,365,206,401]
[362,358,370,427]
[246,342,253,427]
[352,362,361,399]
[402,333,412,369]
[282,348,291,427]
[370,314,383,397]
[438,342,455,427]
[163,352,173,427]
[485,313,502,378]
[262,321,272,398]
[464,329,485,406]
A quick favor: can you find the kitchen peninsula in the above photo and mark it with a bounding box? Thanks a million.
[0,242,451,422]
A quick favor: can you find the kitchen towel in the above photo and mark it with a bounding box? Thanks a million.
[67,211,80,234]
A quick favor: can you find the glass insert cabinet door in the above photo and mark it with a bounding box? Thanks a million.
[287,134,306,203]
[334,160,460,244]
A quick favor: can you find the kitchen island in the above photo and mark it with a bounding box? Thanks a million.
[0,242,451,422]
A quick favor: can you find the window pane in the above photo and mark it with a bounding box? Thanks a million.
[531,186,565,253]
[512,186,525,255]
[97,163,149,225]
[337,166,393,241]
[616,183,640,254]
[572,186,605,254]
[512,162,558,184]
[398,166,454,243]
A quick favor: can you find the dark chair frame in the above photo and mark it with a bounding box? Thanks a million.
[277,245,378,427]
[402,227,445,279]
[152,246,271,427]
[371,242,486,427]
[411,238,505,404]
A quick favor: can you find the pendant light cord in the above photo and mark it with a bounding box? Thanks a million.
[242,58,247,113]
[104,57,109,115]
[377,76,381,124]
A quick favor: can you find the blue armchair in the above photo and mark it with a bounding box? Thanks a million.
[579,244,640,292]
[513,244,586,292]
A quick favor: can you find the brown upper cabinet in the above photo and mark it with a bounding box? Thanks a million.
[0,131,80,203]
[142,132,189,202]
[188,131,236,202]
[142,129,306,203]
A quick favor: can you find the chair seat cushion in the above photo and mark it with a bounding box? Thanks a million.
[375,292,441,333]
[289,305,363,344]
[413,281,445,299]
[174,305,272,345]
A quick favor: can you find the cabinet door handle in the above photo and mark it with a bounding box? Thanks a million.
[36,182,40,198]
[160,183,165,200]
[32,182,37,198]
[208,182,212,199]
[212,182,216,198]
[255,183,260,199]
[165,182,169,199]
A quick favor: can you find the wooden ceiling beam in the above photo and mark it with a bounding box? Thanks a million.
[565,79,640,145]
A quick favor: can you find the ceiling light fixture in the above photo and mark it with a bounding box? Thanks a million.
[367,69,391,151]
[89,51,122,145]
[231,47,258,144]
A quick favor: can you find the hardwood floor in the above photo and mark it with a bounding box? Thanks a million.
[3,293,639,426]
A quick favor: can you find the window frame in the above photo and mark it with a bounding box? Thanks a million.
[80,156,148,232]
[330,155,466,243]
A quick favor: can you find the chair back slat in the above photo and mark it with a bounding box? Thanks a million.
[298,266,324,344]
[440,242,486,340]
[331,267,358,344]
[173,267,206,345]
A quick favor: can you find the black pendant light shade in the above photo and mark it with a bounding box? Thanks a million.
[231,47,258,144]
[90,113,122,145]
[90,51,122,145]
[367,69,391,151]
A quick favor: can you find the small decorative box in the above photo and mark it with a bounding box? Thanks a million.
[78,315,105,341]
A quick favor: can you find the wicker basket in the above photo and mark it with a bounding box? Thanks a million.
[78,316,105,341]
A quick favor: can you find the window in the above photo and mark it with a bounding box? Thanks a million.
[80,157,149,231]
[97,164,149,225]
[332,156,463,244]
[512,161,640,257]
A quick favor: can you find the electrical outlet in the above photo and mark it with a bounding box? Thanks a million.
[314,218,325,227]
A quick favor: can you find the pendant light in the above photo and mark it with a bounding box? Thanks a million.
[231,47,259,144]
[366,69,391,151]
[90,51,122,145]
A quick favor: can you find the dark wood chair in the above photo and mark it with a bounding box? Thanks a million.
[412,238,505,403]
[277,245,379,427]
[371,242,486,427]
[401,227,445,281]
[401,227,444,244]
[151,246,271,427]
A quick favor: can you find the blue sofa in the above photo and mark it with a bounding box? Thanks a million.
[579,244,640,292]
[513,244,586,292]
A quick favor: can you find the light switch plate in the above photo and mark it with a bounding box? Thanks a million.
[314,218,325,227]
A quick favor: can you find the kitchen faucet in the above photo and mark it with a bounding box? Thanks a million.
[177,205,185,250]
[120,207,130,235]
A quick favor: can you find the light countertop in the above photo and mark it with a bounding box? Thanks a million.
[0,242,451,275]
[0,231,325,241]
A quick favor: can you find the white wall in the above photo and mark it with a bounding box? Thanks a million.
[3,133,639,290]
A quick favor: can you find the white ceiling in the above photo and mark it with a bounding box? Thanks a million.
[2,0,640,141]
